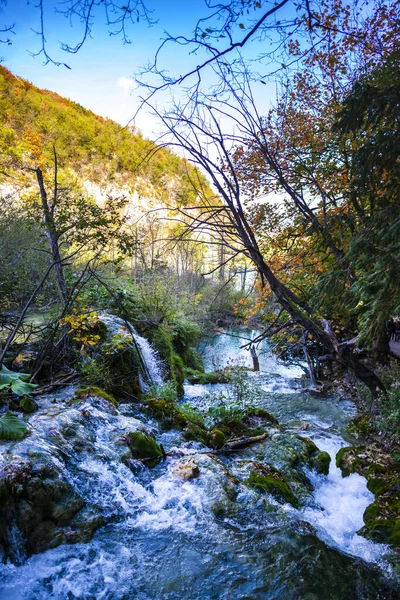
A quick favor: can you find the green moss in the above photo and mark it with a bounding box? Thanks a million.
[147,327,174,369]
[293,435,331,475]
[216,417,265,439]
[141,326,186,397]
[146,398,187,430]
[244,408,279,426]
[209,429,225,449]
[356,416,370,435]
[20,396,39,413]
[367,478,391,496]
[363,501,381,524]
[91,319,108,342]
[185,368,231,384]
[182,424,210,445]
[297,435,319,456]
[183,347,204,372]
[335,446,367,477]
[84,340,142,399]
[125,431,162,462]
[335,447,351,474]
[366,463,386,476]
[246,470,298,507]
[172,354,185,397]
[362,501,400,548]
[313,451,331,476]
[75,387,118,407]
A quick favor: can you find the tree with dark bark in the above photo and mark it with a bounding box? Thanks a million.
[149,100,385,394]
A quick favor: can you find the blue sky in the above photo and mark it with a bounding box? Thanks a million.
[0,1,206,134]
[0,0,281,137]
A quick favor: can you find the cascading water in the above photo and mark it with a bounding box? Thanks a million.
[0,327,399,599]
[98,313,164,389]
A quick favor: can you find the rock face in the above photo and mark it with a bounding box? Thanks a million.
[173,459,200,481]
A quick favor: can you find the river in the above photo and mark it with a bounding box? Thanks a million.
[0,328,399,599]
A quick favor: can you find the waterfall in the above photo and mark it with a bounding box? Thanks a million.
[133,332,164,389]
[98,314,164,390]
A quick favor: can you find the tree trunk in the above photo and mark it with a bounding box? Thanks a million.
[35,168,67,302]
[371,330,390,365]
[250,345,260,371]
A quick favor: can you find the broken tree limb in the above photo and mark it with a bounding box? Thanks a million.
[220,432,268,451]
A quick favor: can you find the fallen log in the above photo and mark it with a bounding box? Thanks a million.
[220,432,268,451]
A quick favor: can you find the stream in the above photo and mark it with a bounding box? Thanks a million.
[0,328,399,599]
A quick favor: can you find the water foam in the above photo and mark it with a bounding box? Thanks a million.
[300,434,390,563]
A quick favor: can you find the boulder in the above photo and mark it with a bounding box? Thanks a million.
[173,459,200,481]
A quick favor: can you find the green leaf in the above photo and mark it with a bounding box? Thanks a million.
[1,365,31,381]
[0,411,27,440]
[0,376,13,389]
[20,396,38,413]
[11,380,37,396]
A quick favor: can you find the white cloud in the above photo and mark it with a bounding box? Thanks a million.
[117,76,135,90]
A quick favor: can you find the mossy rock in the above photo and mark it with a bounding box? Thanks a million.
[182,424,210,446]
[312,451,331,476]
[295,435,331,475]
[91,319,108,342]
[140,326,185,397]
[243,407,280,427]
[172,354,185,397]
[75,387,118,407]
[170,320,204,371]
[246,467,298,507]
[336,445,400,550]
[215,417,265,439]
[146,398,187,430]
[209,429,225,449]
[362,499,400,548]
[335,446,372,477]
[367,478,391,496]
[184,368,231,385]
[104,345,141,398]
[124,432,162,466]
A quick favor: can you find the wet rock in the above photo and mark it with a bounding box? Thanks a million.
[123,431,163,467]
[182,424,210,446]
[0,457,91,557]
[246,463,299,507]
[173,459,200,481]
[244,407,280,427]
[146,398,187,430]
[74,387,118,409]
[293,435,331,476]
[193,454,239,518]
[0,390,143,560]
